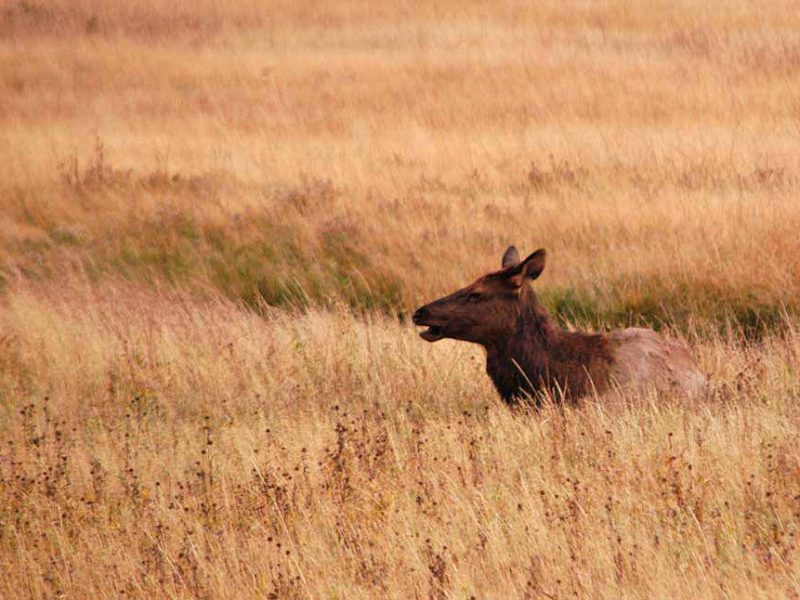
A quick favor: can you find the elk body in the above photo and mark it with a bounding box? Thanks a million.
[412,247,706,404]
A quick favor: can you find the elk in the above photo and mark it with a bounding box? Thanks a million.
[412,246,706,404]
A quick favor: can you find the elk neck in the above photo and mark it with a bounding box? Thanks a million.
[483,286,565,401]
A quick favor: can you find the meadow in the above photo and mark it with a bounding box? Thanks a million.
[1,0,800,597]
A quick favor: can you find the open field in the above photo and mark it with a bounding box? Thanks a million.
[1,0,800,597]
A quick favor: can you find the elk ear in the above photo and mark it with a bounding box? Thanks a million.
[507,248,547,287]
[501,245,520,268]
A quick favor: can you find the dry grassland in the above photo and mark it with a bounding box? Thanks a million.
[1,0,800,598]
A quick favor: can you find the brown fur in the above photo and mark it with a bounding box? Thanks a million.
[412,247,706,404]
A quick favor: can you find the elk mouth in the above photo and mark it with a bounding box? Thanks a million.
[419,325,445,342]
[412,307,447,342]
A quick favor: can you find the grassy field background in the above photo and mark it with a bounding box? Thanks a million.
[1,1,800,597]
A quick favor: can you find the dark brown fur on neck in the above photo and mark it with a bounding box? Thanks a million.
[484,287,612,403]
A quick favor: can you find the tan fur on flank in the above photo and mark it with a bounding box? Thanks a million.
[607,327,707,397]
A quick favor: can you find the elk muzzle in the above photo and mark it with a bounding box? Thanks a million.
[412,306,446,342]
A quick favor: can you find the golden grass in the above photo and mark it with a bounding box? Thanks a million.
[1,283,799,599]
[1,0,800,597]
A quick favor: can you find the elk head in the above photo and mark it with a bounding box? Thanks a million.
[412,246,547,346]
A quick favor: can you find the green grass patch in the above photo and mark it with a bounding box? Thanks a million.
[544,280,794,339]
[33,205,406,313]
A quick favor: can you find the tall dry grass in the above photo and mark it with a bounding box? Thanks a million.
[1,0,800,597]
[1,283,799,598]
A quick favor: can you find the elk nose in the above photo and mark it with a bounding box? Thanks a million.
[412,307,426,324]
